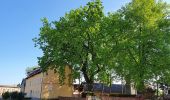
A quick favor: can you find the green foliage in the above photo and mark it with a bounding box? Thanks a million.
[34,0,170,91]
[2,92,10,100]
[112,0,170,91]
[11,91,18,99]
[34,0,111,87]
[2,91,25,100]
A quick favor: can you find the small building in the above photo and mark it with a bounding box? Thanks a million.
[0,85,20,98]
[24,66,73,100]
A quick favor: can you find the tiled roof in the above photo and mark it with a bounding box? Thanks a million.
[26,68,42,79]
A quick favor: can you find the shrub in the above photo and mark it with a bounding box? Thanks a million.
[2,92,10,100]
[2,91,25,100]
[10,91,18,99]
[18,92,25,100]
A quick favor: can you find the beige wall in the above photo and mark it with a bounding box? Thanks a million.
[41,66,73,99]
[24,73,43,99]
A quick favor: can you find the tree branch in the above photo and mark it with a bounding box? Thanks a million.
[127,47,139,66]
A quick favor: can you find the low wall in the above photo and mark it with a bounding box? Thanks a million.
[58,97,86,100]
[100,96,143,100]
[58,96,144,100]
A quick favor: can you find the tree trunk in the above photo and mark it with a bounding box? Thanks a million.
[81,60,93,93]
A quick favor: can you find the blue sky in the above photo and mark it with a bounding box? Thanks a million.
[0,0,169,85]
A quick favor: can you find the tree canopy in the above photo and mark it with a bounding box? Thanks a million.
[34,0,170,91]
[113,0,170,90]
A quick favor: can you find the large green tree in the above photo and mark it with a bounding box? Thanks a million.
[34,0,114,91]
[34,0,170,92]
[110,0,170,91]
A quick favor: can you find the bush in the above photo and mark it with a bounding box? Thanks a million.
[2,91,25,100]
[18,92,25,100]
[2,91,10,100]
[10,91,18,99]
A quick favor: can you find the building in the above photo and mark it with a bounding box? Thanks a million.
[24,66,73,100]
[20,78,26,93]
[23,66,137,99]
[0,85,20,98]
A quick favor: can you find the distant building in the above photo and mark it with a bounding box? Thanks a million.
[24,66,73,100]
[0,85,20,97]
